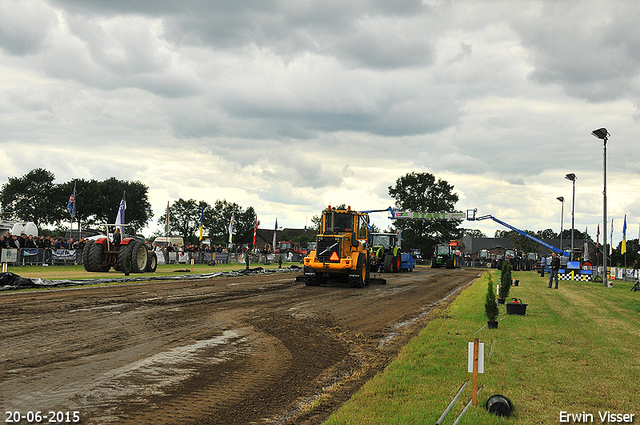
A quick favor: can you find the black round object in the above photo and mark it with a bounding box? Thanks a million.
[486,394,512,416]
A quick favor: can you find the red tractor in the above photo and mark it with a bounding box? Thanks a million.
[83,224,157,273]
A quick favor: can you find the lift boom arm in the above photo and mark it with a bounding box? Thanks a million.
[466,209,568,256]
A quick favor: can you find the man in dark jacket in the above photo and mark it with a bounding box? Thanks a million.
[548,252,560,289]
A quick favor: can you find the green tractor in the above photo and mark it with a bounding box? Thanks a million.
[431,241,461,269]
[369,232,402,273]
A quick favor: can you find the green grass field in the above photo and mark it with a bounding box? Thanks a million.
[324,270,640,424]
[3,261,301,283]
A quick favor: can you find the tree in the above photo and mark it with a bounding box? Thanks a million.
[464,229,487,238]
[203,199,256,246]
[93,178,153,229]
[310,215,322,232]
[537,229,558,240]
[159,198,204,243]
[0,168,59,226]
[58,178,153,229]
[388,172,461,256]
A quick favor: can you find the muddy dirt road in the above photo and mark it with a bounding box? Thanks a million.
[1,267,480,425]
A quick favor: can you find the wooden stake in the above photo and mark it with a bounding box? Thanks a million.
[472,337,479,407]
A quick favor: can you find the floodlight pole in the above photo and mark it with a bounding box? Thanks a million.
[603,139,607,285]
[565,174,576,260]
[592,128,609,286]
[557,197,564,252]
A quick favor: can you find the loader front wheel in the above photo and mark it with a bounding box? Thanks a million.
[349,257,367,288]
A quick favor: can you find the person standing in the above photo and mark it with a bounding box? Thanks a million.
[548,252,560,289]
[540,254,546,278]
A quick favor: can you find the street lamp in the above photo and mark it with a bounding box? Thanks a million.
[565,173,576,260]
[557,196,565,252]
[592,127,610,286]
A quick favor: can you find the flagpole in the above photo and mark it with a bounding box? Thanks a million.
[623,215,627,276]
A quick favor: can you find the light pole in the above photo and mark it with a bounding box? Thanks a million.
[557,196,564,252]
[592,128,609,285]
[565,173,576,260]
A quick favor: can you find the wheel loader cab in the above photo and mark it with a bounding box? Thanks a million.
[322,206,369,241]
[323,209,354,234]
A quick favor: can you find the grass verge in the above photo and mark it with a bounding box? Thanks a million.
[323,270,640,424]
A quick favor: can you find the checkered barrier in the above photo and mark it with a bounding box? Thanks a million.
[559,273,592,281]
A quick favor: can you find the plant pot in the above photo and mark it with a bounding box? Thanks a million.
[497,298,505,304]
[506,302,527,315]
[124,272,130,276]
[487,320,499,329]
[486,394,513,417]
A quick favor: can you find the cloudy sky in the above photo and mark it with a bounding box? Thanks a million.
[1,0,639,244]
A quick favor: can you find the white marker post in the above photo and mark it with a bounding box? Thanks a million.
[468,338,484,406]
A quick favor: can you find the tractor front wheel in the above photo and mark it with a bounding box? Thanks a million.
[145,251,158,272]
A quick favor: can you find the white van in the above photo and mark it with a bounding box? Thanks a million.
[153,236,184,247]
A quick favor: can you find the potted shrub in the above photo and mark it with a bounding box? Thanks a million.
[506,297,528,315]
[498,261,512,303]
[123,252,131,276]
[485,273,499,328]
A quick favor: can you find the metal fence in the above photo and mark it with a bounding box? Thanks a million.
[1,248,81,267]
[0,248,304,268]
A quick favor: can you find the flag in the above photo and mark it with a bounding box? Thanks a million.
[583,227,589,261]
[621,215,627,255]
[253,215,258,246]
[165,201,170,234]
[228,214,235,244]
[610,218,614,255]
[272,218,277,248]
[67,183,76,218]
[115,192,126,227]
[199,206,204,241]
[596,224,600,248]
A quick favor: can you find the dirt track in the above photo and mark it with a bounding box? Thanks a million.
[1,267,480,425]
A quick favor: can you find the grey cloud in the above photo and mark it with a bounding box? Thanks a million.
[0,0,57,55]
[509,2,640,102]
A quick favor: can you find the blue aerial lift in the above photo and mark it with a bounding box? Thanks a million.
[465,209,569,257]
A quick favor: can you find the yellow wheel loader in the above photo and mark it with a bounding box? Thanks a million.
[303,205,381,288]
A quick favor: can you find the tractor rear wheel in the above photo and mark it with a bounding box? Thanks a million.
[383,255,392,273]
[118,240,148,273]
[88,242,109,272]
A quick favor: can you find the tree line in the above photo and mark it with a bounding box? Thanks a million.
[1,169,467,252]
[0,168,153,229]
[0,168,257,245]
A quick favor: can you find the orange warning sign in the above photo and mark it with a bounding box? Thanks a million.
[330,252,339,261]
